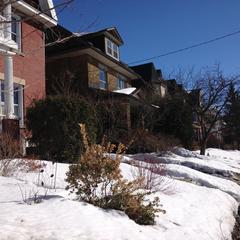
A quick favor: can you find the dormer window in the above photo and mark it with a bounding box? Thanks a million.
[105,38,119,61]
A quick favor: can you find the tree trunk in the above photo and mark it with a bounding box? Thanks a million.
[200,142,206,155]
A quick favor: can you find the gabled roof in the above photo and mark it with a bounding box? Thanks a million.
[46,28,140,80]
[82,27,124,46]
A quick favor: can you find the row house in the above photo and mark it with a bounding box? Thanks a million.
[46,26,142,133]
[130,62,167,103]
[0,0,57,137]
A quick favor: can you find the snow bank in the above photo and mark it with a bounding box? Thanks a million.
[0,148,239,240]
[165,164,240,201]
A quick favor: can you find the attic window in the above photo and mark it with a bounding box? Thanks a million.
[105,38,119,61]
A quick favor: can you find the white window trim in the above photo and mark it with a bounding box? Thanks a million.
[105,38,120,61]
[0,80,24,123]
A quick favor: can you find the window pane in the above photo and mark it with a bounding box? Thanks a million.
[99,70,105,81]
[117,78,126,89]
[118,79,121,89]
[113,43,118,52]
[14,86,19,104]
[11,17,17,42]
[107,40,112,55]
[14,105,19,117]
[100,81,107,89]
[113,44,119,59]
[107,40,112,48]
[113,51,118,59]
[99,69,107,89]
[107,47,112,55]
[1,82,4,102]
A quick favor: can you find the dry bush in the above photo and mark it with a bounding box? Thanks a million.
[0,133,22,176]
[18,159,43,173]
[130,155,173,195]
[66,124,165,225]
[126,129,180,154]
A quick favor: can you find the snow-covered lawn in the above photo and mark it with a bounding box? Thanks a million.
[0,148,239,240]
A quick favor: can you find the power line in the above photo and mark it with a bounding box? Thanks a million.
[128,29,240,65]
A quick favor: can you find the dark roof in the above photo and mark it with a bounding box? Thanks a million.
[166,79,188,96]
[130,62,162,83]
[46,26,140,79]
[80,27,124,46]
[24,0,40,9]
[45,25,72,45]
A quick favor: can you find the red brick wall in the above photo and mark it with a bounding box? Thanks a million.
[0,21,45,115]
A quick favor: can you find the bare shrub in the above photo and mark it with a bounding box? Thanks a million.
[0,133,22,176]
[18,165,55,205]
[130,155,173,194]
[126,129,180,154]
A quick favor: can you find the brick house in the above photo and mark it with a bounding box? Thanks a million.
[0,0,57,136]
[130,62,167,103]
[46,27,142,134]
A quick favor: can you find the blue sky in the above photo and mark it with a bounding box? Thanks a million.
[56,0,240,78]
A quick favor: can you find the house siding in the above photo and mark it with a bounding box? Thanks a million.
[46,55,88,95]
[107,72,117,91]
[88,63,100,89]
[86,55,129,91]
[47,53,130,93]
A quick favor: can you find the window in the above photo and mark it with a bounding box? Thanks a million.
[11,15,21,49]
[107,39,112,55]
[0,81,23,118]
[113,44,118,59]
[105,38,119,60]
[117,76,126,89]
[99,69,107,89]
[13,85,19,116]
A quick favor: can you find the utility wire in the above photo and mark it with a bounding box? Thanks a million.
[128,29,240,65]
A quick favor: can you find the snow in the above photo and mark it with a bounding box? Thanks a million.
[0,148,239,240]
[113,87,136,95]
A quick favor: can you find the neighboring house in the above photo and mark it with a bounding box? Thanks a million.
[130,62,167,103]
[165,79,186,98]
[46,26,142,133]
[0,0,57,136]
[46,27,140,94]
